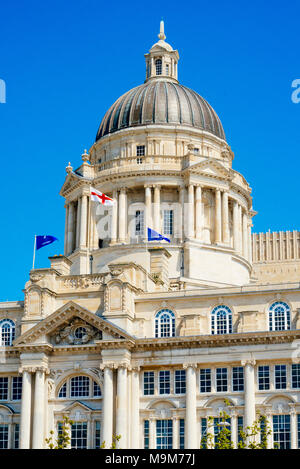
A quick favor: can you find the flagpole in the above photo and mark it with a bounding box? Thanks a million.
[32,235,36,270]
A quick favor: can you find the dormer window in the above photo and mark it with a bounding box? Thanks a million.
[155,59,162,75]
[136,145,145,156]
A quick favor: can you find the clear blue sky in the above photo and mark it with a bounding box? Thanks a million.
[0,0,299,300]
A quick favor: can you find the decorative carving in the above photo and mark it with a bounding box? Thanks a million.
[30,273,44,283]
[52,318,102,345]
[63,275,105,289]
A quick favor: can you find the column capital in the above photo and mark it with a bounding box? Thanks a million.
[100,362,117,371]
[19,366,49,375]
[241,359,256,367]
[183,362,198,370]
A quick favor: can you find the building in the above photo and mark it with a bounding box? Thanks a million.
[1,21,300,450]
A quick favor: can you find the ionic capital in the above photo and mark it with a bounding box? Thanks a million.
[241,359,256,367]
[183,362,198,370]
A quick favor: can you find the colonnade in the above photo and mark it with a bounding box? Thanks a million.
[19,366,47,449]
[63,183,252,261]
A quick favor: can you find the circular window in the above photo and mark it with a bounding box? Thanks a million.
[74,327,87,340]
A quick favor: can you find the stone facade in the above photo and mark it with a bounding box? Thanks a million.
[1,22,300,450]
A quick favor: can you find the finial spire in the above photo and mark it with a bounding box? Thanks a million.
[158,19,166,41]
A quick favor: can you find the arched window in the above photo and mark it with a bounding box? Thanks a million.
[155,309,175,338]
[0,319,15,346]
[269,302,291,331]
[57,375,102,399]
[155,59,162,75]
[211,305,232,335]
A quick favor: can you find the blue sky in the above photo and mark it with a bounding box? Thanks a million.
[0,0,299,300]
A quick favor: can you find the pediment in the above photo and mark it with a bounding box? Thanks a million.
[187,160,232,180]
[14,301,134,346]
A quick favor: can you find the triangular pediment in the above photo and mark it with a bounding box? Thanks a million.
[14,301,134,346]
[187,159,233,180]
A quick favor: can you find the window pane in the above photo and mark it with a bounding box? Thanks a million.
[71,422,88,449]
[292,364,300,389]
[275,365,287,390]
[273,415,290,449]
[200,369,211,393]
[163,210,173,235]
[0,425,9,449]
[258,366,270,390]
[70,376,90,397]
[144,372,155,395]
[12,376,22,400]
[156,420,172,449]
[232,367,244,392]
[216,368,228,392]
[0,377,9,400]
[179,419,185,449]
[175,370,186,394]
[95,421,101,449]
[144,420,149,449]
[159,371,170,395]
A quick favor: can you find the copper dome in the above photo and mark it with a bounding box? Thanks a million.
[95,80,226,142]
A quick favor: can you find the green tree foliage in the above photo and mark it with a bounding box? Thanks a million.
[45,415,73,449]
[200,399,273,450]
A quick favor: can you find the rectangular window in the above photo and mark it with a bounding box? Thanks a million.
[298,414,300,448]
[216,368,228,392]
[70,376,90,397]
[275,365,287,390]
[159,370,171,395]
[273,415,290,449]
[174,370,186,394]
[258,366,270,390]
[95,421,101,449]
[136,157,143,164]
[232,367,244,392]
[237,416,244,445]
[135,210,144,235]
[144,372,155,395]
[200,418,207,449]
[163,210,173,236]
[179,419,185,449]
[200,369,211,393]
[12,377,22,401]
[71,422,88,449]
[292,364,300,389]
[214,417,231,448]
[14,424,19,449]
[93,381,101,397]
[156,420,172,449]
[0,377,9,400]
[144,420,149,449]
[0,424,9,449]
[136,145,145,156]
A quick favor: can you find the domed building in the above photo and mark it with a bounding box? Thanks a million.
[1,22,300,450]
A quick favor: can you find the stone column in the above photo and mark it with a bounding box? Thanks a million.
[233,200,239,252]
[111,190,118,244]
[32,368,46,449]
[222,191,230,244]
[79,195,88,248]
[19,369,32,449]
[290,408,297,449]
[145,185,152,236]
[116,365,128,448]
[215,189,222,244]
[242,360,256,436]
[101,365,114,448]
[187,184,194,239]
[231,411,237,448]
[195,185,202,240]
[248,223,252,262]
[76,198,81,248]
[243,211,248,259]
[67,201,75,254]
[184,364,197,449]
[118,188,127,243]
[131,367,140,449]
[149,418,156,449]
[153,185,161,233]
[179,186,185,242]
[238,204,243,253]
[64,204,69,255]
[172,417,179,449]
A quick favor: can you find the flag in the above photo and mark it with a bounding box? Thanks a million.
[147,228,170,243]
[90,187,115,206]
[36,235,58,250]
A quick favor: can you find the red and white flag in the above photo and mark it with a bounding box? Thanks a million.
[90,187,115,206]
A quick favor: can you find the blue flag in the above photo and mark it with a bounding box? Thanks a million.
[147,228,170,243]
[36,235,58,250]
